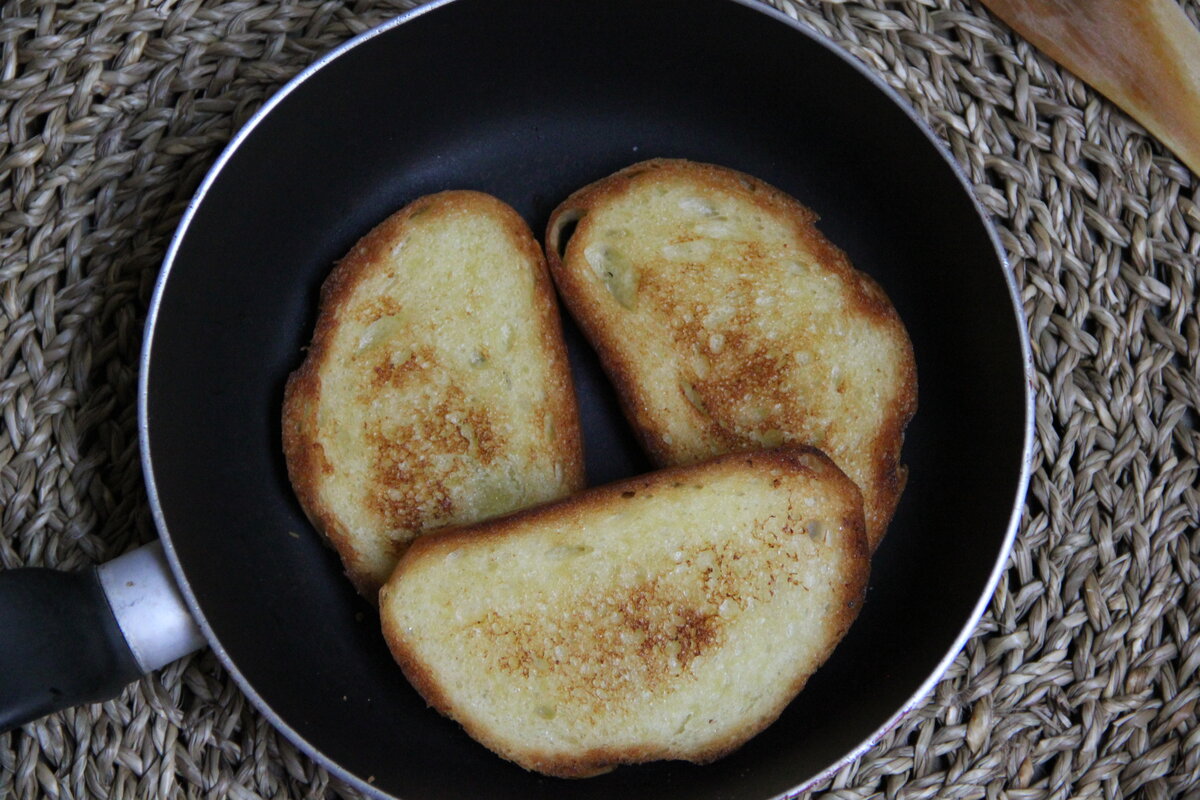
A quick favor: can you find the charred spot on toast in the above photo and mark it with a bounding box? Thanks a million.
[355,294,404,324]
[366,345,428,390]
[471,569,724,704]
[365,428,441,532]
[361,374,527,539]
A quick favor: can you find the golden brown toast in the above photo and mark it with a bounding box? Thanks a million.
[380,446,869,778]
[546,159,916,549]
[283,191,585,598]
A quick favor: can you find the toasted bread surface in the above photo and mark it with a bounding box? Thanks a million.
[380,446,869,778]
[283,191,584,598]
[546,159,916,549]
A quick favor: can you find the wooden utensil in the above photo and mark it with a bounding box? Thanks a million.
[979,0,1200,175]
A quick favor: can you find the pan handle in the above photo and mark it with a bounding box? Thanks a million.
[0,541,206,732]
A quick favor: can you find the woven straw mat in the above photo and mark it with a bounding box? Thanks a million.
[1,0,1198,798]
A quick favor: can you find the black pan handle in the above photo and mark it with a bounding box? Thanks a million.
[0,541,206,732]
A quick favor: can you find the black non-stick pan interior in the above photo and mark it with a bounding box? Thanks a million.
[142,0,1030,797]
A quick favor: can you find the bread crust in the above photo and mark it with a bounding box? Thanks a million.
[381,446,869,778]
[283,191,585,598]
[545,159,916,549]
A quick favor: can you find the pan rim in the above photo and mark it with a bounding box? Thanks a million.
[137,0,1036,797]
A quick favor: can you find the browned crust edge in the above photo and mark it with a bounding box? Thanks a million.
[380,445,870,778]
[281,190,585,599]
[544,158,917,550]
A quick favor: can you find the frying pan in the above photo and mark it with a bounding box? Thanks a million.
[0,0,1034,797]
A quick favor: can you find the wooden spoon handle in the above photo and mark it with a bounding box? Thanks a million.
[979,0,1200,174]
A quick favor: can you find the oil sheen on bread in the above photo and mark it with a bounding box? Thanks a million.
[546,159,916,549]
[283,191,585,599]
[380,446,869,777]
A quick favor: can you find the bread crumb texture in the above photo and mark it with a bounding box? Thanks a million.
[283,191,582,596]
[381,448,868,777]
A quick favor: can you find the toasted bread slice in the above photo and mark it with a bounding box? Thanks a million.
[380,446,869,778]
[546,159,916,549]
[283,191,585,598]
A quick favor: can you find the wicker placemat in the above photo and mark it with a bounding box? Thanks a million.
[2,0,1198,797]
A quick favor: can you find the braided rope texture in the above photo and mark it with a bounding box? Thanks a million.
[1,0,1197,798]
